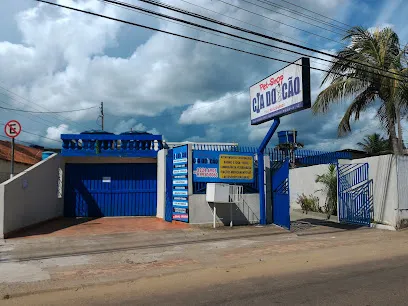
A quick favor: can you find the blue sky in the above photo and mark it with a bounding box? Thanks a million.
[0,0,407,150]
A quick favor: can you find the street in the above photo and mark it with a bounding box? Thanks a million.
[2,225,408,305]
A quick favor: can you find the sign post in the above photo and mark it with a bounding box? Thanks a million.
[250,57,311,225]
[4,120,22,178]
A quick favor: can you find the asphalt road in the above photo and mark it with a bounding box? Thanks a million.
[7,254,408,306]
[115,255,408,306]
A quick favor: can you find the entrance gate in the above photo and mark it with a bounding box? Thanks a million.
[271,158,290,229]
[338,163,373,226]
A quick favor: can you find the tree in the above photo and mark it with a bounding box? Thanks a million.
[357,133,390,155]
[313,26,408,155]
[315,164,337,219]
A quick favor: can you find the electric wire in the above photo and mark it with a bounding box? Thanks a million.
[105,0,408,81]
[0,105,98,113]
[238,0,347,36]
[253,0,350,32]
[0,82,95,132]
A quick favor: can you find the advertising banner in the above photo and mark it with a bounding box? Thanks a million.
[193,151,254,183]
[172,145,189,222]
[250,57,311,125]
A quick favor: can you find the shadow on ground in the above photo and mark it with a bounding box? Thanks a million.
[6,218,98,239]
[294,218,364,230]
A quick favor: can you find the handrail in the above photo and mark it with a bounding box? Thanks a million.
[61,133,163,157]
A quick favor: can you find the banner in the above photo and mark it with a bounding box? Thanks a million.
[172,145,189,222]
[193,151,254,183]
[250,57,311,125]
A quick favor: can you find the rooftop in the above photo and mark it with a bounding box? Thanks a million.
[0,140,43,165]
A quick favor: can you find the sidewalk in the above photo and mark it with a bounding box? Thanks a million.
[1,225,290,262]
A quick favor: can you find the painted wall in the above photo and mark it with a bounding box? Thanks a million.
[0,154,63,238]
[289,164,329,211]
[156,149,167,219]
[189,194,260,225]
[0,160,33,184]
[339,155,398,227]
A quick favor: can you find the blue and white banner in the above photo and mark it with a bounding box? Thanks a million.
[250,57,311,125]
[172,145,189,222]
[193,151,254,183]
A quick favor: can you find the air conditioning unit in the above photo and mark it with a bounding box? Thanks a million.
[206,183,231,203]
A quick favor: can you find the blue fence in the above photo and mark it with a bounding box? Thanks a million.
[190,145,351,165]
[61,134,164,157]
[191,146,351,194]
[193,168,259,194]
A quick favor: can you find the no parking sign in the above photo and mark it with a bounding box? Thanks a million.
[4,120,22,138]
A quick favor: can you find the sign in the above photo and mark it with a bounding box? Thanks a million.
[4,120,22,138]
[102,177,111,183]
[193,151,254,183]
[172,145,189,222]
[250,57,311,125]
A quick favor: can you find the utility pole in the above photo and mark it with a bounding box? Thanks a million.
[10,138,15,178]
[100,102,104,130]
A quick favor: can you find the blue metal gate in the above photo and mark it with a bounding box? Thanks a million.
[338,163,373,226]
[165,150,173,222]
[65,163,157,217]
[271,159,290,229]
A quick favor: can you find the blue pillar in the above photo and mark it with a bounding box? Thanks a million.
[257,119,280,225]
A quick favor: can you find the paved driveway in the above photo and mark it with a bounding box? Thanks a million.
[7,218,190,239]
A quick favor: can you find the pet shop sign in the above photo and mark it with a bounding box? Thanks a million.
[250,57,311,125]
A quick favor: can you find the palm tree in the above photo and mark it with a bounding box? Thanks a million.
[315,164,337,219]
[313,26,408,155]
[357,133,390,155]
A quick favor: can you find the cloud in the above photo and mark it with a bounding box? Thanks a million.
[179,92,248,124]
[45,124,76,143]
[113,118,159,135]
[3,0,398,151]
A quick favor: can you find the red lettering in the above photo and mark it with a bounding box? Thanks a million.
[259,74,284,91]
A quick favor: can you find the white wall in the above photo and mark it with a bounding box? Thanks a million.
[339,155,398,227]
[289,164,329,211]
[0,160,32,184]
[0,154,64,238]
[189,193,260,225]
[156,149,167,219]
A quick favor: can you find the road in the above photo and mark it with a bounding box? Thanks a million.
[3,228,408,306]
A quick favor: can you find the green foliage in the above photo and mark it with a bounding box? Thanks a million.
[313,26,408,155]
[357,133,391,155]
[95,140,101,154]
[315,164,338,219]
[296,193,321,214]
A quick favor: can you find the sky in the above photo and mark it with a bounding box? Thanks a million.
[0,0,407,150]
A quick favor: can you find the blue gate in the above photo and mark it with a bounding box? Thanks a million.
[64,163,157,217]
[271,159,290,229]
[165,149,173,222]
[338,163,373,226]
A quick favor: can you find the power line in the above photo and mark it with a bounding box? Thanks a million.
[0,82,95,132]
[0,134,47,149]
[0,122,63,144]
[176,0,315,47]
[238,0,346,36]
[104,0,334,71]
[253,0,350,33]
[38,0,407,86]
[0,98,69,129]
[215,0,348,46]
[276,0,353,29]
[109,0,408,81]
[0,104,98,113]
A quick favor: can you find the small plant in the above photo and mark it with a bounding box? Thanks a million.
[315,164,337,219]
[296,193,321,214]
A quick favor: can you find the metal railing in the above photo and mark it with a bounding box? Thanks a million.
[61,134,164,157]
